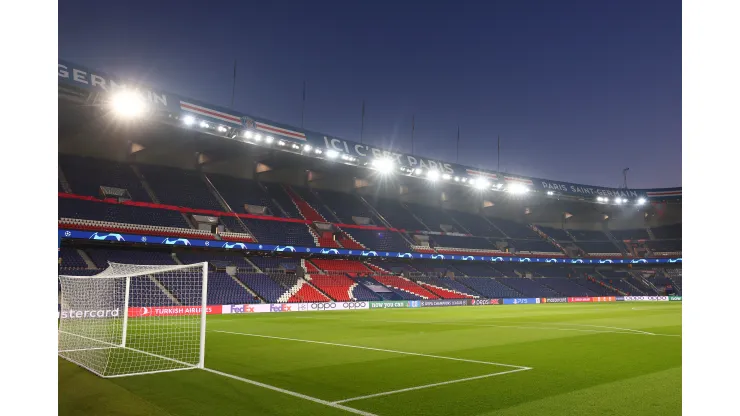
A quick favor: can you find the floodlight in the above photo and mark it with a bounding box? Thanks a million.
[508,183,530,195]
[199,121,210,128]
[183,115,196,126]
[315,149,323,155]
[602,197,609,203]
[454,177,460,182]
[254,133,263,142]
[473,178,490,190]
[265,136,274,144]
[304,144,312,152]
[426,170,440,181]
[461,178,468,183]
[372,158,395,174]
[414,168,423,175]
[547,191,554,196]
[496,183,503,189]
[111,90,146,119]
[615,198,623,204]
[637,198,646,205]
[326,149,339,159]
[244,130,254,139]
[291,143,299,149]
[442,174,451,180]
[217,126,228,133]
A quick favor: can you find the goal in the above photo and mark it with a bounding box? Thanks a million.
[58,262,209,378]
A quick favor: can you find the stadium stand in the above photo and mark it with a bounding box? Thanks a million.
[237,273,285,302]
[84,248,176,269]
[368,197,425,230]
[456,277,520,298]
[310,259,372,274]
[343,228,410,252]
[497,278,560,298]
[539,278,597,297]
[202,272,261,305]
[137,165,224,211]
[651,224,682,239]
[373,275,440,299]
[59,247,89,270]
[59,155,151,202]
[447,211,506,238]
[262,183,302,218]
[314,189,377,224]
[207,173,284,217]
[488,218,540,239]
[610,228,650,240]
[241,218,316,247]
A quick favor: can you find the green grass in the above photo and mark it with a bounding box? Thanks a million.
[59,302,681,416]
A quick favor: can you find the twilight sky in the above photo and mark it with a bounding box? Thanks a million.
[59,0,681,189]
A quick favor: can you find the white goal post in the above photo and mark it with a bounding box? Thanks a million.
[58,262,209,378]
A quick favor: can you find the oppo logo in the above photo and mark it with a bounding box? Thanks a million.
[310,303,337,310]
[342,302,367,309]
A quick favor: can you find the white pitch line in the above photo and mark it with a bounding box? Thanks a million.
[203,368,378,416]
[213,330,530,369]
[333,367,532,404]
[288,316,681,337]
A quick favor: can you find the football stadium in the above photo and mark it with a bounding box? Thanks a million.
[58,60,682,416]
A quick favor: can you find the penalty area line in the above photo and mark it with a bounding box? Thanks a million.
[202,368,378,416]
[333,367,532,404]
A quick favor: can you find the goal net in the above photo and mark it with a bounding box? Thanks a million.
[58,262,208,378]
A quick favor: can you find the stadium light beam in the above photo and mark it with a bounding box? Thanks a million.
[111,90,147,119]
[637,198,646,205]
[426,170,440,181]
[199,121,210,128]
[182,115,196,126]
[303,144,312,152]
[265,136,274,144]
[473,178,490,190]
[326,149,339,159]
[414,168,423,176]
[243,130,254,139]
[372,158,395,174]
[508,183,530,195]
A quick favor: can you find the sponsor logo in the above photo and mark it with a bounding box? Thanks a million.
[542,297,568,303]
[591,296,616,302]
[598,259,613,264]
[298,304,308,311]
[409,301,421,308]
[320,248,339,255]
[431,254,446,260]
[545,258,558,263]
[396,252,413,258]
[341,302,367,309]
[567,297,592,303]
[222,242,246,249]
[420,299,468,307]
[163,238,191,246]
[128,305,222,317]
[504,298,540,305]
[89,232,125,241]
[270,304,293,312]
[311,303,337,310]
[361,251,378,257]
[616,296,625,301]
[623,296,670,302]
[60,308,120,319]
[274,245,296,252]
[669,296,682,301]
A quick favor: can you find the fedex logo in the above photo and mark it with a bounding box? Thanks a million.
[270,304,292,312]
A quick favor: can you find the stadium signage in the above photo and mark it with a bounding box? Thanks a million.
[59,308,120,319]
[469,299,501,305]
[420,299,468,307]
[59,229,682,265]
[623,296,669,302]
[58,61,168,108]
[222,304,271,314]
[370,301,409,308]
[128,306,222,317]
[669,296,682,301]
[503,298,540,305]
[567,297,592,303]
[58,60,681,201]
[541,298,568,303]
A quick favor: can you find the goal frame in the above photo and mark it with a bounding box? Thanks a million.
[58,261,209,377]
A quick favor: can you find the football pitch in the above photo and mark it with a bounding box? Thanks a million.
[58,302,681,416]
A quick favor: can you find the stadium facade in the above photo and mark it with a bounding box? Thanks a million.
[58,59,682,309]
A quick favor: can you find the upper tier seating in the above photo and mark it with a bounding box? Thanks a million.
[314,189,376,224]
[270,274,330,303]
[241,218,316,247]
[262,183,301,218]
[431,235,497,250]
[59,155,151,202]
[497,278,559,298]
[448,211,506,238]
[415,276,479,297]
[488,218,540,239]
[207,174,284,217]
[249,257,299,272]
[610,228,650,240]
[651,224,682,239]
[511,239,560,253]
[648,240,682,253]
[368,197,425,230]
[59,198,191,229]
[574,278,620,296]
[405,203,457,231]
[536,226,572,241]
[456,277,520,298]
[576,241,623,255]
[290,186,338,223]
[569,229,610,241]
[342,229,410,252]
[137,165,223,211]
